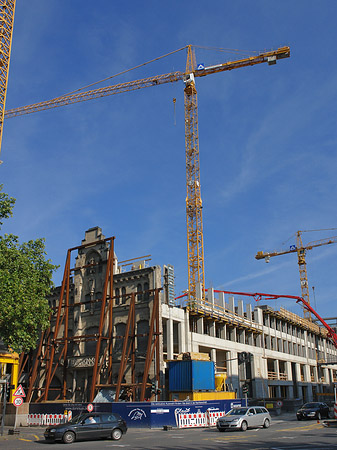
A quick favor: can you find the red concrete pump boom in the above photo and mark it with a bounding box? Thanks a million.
[210,289,337,350]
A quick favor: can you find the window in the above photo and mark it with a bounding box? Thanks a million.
[114,323,126,353]
[137,320,149,354]
[84,415,101,424]
[115,287,120,305]
[137,283,143,302]
[85,327,98,355]
[121,287,126,304]
[101,414,119,423]
[144,282,149,301]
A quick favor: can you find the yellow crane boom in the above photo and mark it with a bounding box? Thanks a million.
[256,230,337,319]
[5,45,290,304]
[0,0,16,160]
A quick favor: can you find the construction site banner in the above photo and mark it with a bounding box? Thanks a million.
[29,399,243,429]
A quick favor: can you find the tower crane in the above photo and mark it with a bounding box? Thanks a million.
[0,0,16,161]
[256,230,337,320]
[4,44,290,305]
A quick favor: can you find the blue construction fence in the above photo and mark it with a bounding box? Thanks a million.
[29,398,244,428]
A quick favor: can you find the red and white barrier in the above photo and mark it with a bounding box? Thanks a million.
[206,410,226,427]
[28,413,66,426]
[177,412,207,428]
[45,414,65,425]
[27,414,44,426]
[334,402,337,419]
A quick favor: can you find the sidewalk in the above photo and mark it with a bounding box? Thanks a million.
[0,425,44,441]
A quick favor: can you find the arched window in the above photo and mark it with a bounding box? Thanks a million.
[137,283,143,302]
[137,320,149,355]
[85,250,101,275]
[121,287,126,304]
[94,291,102,309]
[143,282,149,301]
[115,287,120,305]
[85,326,99,355]
[114,323,126,353]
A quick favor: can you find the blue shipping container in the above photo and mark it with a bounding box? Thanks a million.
[168,360,215,392]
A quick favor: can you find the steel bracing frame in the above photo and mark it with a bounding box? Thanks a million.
[22,236,162,403]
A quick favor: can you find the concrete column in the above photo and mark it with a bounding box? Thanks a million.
[253,355,268,399]
[246,303,252,321]
[185,310,192,352]
[307,383,313,402]
[295,363,301,382]
[218,291,225,310]
[254,306,263,325]
[228,296,235,312]
[211,348,216,364]
[275,359,280,379]
[304,365,311,383]
[208,287,215,314]
[237,300,244,317]
[227,350,239,393]
[286,361,293,382]
[210,321,216,337]
[178,321,186,353]
[294,363,303,399]
[313,366,318,382]
[323,367,329,384]
[72,371,77,402]
[197,317,204,334]
[167,315,174,360]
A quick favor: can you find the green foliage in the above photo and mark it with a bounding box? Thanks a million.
[0,184,15,227]
[0,185,58,353]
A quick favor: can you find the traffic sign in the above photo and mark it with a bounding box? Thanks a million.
[87,403,94,412]
[13,384,26,397]
[13,396,23,407]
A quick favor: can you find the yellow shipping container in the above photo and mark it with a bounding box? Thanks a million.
[170,391,236,401]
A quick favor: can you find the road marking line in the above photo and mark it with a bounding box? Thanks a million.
[206,434,258,441]
[18,438,33,442]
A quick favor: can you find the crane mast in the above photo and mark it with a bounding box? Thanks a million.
[0,0,16,159]
[184,45,205,306]
[296,231,311,312]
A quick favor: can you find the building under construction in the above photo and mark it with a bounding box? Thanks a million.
[19,227,337,406]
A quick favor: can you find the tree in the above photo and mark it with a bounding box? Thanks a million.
[0,184,58,353]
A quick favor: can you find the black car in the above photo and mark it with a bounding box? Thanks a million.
[296,402,330,421]
[44,412,127,444]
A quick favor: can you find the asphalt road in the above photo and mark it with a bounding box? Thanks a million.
[1,416,337,449]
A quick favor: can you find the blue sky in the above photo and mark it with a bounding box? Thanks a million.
[1,0,337,319]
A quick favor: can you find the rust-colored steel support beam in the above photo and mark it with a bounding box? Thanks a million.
[89,238,115,402]
[140,289,160,401]
[43,250,71,401]
[115,293,135,402]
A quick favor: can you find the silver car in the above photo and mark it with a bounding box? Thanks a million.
[217,406,271,432]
